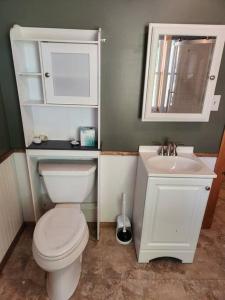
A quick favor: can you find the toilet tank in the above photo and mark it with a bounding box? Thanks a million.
[38,161,96,203]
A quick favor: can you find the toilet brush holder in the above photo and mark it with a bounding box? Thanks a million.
[116,193,132,245]
[116,215,132,245]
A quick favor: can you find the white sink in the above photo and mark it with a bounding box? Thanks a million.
[139,146,216,178]
[147,156,202,173]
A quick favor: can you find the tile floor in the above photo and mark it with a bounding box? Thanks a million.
[1,183,225,299]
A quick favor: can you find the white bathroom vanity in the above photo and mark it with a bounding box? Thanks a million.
[133,146,216,263]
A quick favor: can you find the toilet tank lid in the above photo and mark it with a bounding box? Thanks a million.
[38,161,96,176]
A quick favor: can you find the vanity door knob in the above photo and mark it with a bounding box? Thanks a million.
[209,75,215,80]
[45,72,50,78]
[205,186,211,191]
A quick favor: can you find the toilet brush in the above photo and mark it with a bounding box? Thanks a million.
[116,193,132,245]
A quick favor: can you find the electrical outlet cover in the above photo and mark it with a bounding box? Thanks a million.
[211,95,221,111]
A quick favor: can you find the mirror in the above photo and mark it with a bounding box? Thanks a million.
[142,24,225,122]
[150,35,215,113]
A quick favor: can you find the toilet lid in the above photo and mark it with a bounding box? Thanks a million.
[33,206,86,258]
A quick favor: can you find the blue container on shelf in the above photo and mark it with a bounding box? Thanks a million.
[80,127,96,147]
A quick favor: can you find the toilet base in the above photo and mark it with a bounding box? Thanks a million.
[47,255,82,300]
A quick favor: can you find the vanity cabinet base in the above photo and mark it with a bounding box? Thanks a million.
[137,249,195,264]
[133,156,213,265]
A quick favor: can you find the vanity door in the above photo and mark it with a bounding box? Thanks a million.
[41,42,98,105]
[141,177,212,251]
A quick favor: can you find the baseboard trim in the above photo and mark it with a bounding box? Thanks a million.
[101,222,116,227]
[24,221,36,227]
[0,223,25,272]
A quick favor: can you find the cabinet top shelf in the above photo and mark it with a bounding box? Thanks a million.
[13,39,99,44]
[10,25,101,42]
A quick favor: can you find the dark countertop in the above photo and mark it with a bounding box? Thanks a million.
[27,140,99,151]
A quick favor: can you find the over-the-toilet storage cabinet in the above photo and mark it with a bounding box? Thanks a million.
[10,25,102,239]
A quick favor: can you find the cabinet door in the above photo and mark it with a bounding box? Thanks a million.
[141,177,212,251]
[41,42,98,105]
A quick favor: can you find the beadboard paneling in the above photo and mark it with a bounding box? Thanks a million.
[13,153,34,221]
[100,155,138,222]
[0,155,23,262]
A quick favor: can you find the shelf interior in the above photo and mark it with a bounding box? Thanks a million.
[19,75,44,104]
[13,40,41,73]
[22,106,98,147]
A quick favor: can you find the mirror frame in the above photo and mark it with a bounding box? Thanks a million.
[142,23,225,122]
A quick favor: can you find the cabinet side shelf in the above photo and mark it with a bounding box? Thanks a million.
[18,72,42,76]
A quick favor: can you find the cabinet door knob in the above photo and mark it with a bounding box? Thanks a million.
[209,75,215,80]
[45,72,50,78]
[205,186,211,191]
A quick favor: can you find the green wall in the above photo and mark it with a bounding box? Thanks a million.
[0,85,10,156]
[0,0,225,152]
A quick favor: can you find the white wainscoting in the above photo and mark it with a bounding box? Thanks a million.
[13,153,217,223]
[100,155,138,222]
[14,153,34,221]
[0,154,23,263]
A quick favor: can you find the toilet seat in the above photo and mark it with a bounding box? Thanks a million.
[33,206,87,260]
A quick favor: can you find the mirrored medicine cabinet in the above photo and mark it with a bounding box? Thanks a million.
[142,24,225,122]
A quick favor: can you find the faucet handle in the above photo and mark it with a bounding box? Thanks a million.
[158,145,164,156]
[172,143,177,156]
[158,145,167,156]
[167,143,172,156]
[163,145,167,155]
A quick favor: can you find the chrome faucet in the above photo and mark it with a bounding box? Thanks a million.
[158,142,177,156]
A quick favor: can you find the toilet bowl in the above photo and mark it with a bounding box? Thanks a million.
[32,161,96,300]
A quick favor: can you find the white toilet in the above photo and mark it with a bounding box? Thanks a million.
[32,161,96,300]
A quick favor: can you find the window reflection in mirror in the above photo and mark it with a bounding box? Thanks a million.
[150,35,216,113]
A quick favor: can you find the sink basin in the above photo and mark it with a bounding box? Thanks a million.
[147,156,202,173]
[139,146,216,178]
